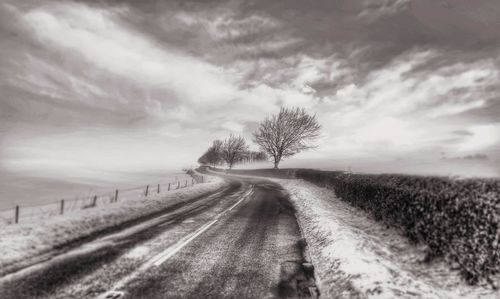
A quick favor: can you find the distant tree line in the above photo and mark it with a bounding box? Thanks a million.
[198,106,321,169]
[197,135,267,169]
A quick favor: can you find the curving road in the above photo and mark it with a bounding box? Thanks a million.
[0,171,318,299]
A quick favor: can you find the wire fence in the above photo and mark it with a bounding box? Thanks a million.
[0,173,206,226]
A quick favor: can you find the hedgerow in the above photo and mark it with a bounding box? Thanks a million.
[295,169,500,285]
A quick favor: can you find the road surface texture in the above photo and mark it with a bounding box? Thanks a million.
[0,171,318,299]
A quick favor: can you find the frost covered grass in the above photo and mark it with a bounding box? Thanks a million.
[0,176,225,276]
[0,174,195,225]
[295,169,500,284]
[275,178,499,299]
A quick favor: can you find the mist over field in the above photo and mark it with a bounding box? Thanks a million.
[3,156,497,209]
[326,159,500,178]
[238,158,500,178]
[4,156,497,210]
[0,168,189,209]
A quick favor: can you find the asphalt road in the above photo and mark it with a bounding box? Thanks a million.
[0,173,317,299]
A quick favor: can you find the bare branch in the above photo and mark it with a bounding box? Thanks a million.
[253,107,321,168]
[221,134,249,169]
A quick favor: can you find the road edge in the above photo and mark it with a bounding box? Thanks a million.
[204,168,322,298]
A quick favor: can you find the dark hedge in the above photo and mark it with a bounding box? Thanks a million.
[295,169,500,284]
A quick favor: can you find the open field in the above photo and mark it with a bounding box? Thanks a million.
[0,170,194,209]
[0,173,195,225]
[0,175,223,278]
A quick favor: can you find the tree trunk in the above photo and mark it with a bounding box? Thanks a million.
[274,156,280,169]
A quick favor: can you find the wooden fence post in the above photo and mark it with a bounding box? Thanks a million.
[60,199,65,215]
[115,189,119,202]
[93,195,97,207]
[157,184,160,194]
[15,205,19,224]
[177,181,180,189]
[145,185,149,197]
[168,183,171,191]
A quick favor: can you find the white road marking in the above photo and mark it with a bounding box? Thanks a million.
[152,219,218,266]
[151,186,253,267]
[100,185,254,298]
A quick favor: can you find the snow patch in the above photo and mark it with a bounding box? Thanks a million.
[273,178,499,299]
[125,246,150,259]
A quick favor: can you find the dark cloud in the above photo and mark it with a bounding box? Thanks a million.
[58,0,500,70]
[67,0,500,79]
[451,98,500,124]
[230,0,500,72]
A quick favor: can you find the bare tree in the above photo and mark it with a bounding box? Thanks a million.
[221,134,248,169]
[197,153,209,165]
[245,150,268,163]
[254,151,268,162]
[198,139,223,166]
[237,150,267,164]
[253,107,321,169]
[207,139,223,166]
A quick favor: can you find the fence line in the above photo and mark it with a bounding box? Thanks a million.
[0,174,206,226]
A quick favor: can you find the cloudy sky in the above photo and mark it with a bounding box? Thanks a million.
[1,0,500,185]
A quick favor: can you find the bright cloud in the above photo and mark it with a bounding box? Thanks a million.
[23,3,237,105]
[457,124,500,152]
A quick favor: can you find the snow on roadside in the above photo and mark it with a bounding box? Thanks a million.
[0,176,226,274]
[274,178,499,299]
